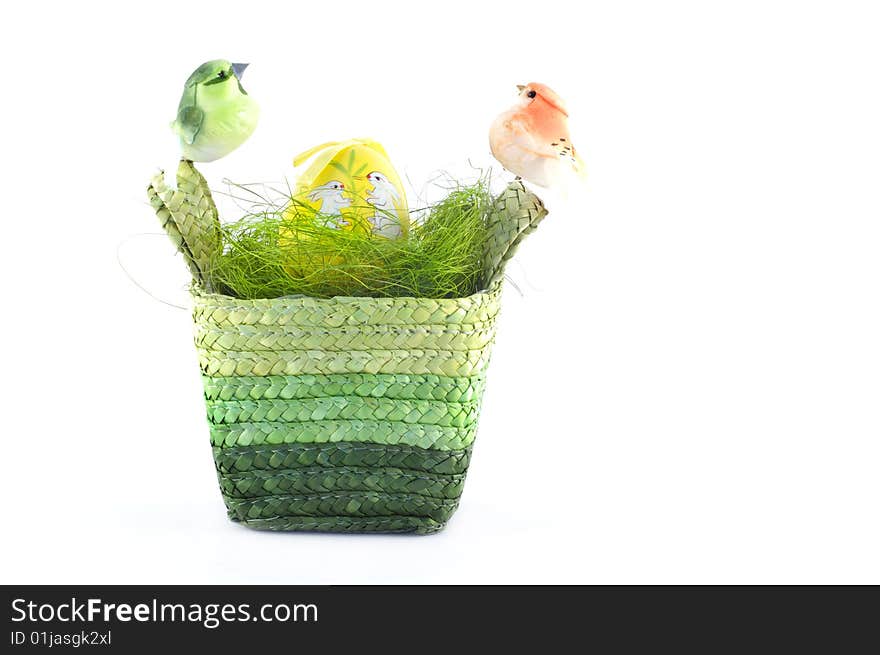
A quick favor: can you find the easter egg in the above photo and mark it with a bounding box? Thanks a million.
[279,139,409,283]
[285,139,409,238]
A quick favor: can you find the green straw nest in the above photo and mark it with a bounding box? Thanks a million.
[149,160,548,300]
[214,182,492,299]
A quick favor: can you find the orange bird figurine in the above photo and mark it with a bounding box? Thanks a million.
[489,82,586,188]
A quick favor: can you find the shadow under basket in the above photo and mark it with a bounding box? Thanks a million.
[194,284,503,534]
[149,161,547,534]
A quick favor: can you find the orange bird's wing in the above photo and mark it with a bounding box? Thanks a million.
[498,112,559,160]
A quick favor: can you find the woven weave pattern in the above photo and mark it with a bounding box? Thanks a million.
[148,161,221,291]
[212,443,472,475]
[196,286,500,534]
[203,374,486,403]
[149,164,547,534]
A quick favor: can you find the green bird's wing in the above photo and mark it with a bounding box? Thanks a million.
[174,104,204,145]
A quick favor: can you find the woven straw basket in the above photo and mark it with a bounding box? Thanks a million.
[149,162,546,534]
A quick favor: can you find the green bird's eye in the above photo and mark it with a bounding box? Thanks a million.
[204,68,233,86]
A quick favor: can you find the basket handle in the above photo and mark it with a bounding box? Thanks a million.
[147,160,221,292]
[481,181,549,289]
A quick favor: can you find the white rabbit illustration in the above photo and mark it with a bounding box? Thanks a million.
[364,171,402,238]
[307,180,351,227]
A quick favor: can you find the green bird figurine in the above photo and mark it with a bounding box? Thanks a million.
[171,60,259,162]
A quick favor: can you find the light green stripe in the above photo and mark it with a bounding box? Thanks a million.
[198,348,491,377]
[195,320,496,352]
[202,373,486,403]
[193,288,501,328]
[206,397,480,428]
[210,419,477,451]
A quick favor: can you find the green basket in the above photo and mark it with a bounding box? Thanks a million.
[149,161,547,534]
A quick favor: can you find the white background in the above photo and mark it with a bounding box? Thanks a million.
[1,0,878,584]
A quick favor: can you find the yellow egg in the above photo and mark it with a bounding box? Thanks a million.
[279,139,409,283]
[284,139,409,238]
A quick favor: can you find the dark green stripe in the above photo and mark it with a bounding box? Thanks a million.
[223,491,459,524]
[212,442,472,475]
[218,466,466,500]
[238,514,445,534]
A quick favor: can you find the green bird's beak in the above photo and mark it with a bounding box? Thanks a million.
[231,63,249,80]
